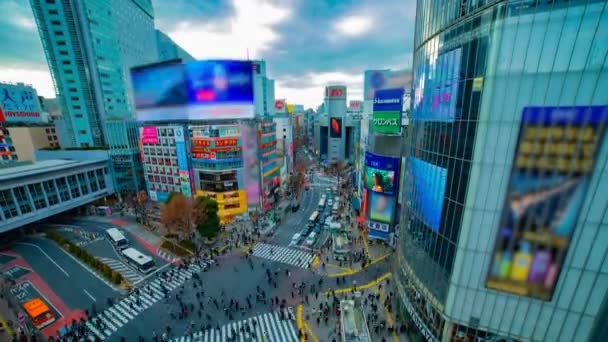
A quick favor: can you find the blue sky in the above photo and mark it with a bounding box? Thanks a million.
[0,0,415,108]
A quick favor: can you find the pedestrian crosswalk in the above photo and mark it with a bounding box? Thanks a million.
[97,257,144,283]
[171,309,298,342]
[158,247,181,263]
[84,264,201,341]
[252,243,314,269]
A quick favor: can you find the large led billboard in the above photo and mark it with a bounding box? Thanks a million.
[413,47,462,122]
[132,60,255,121]
[486,106,608,301]
[369,192,395,223]
[330,118,342,138]
[240,121,261,208]
[364,152,399,195]
[364,69,412,101]
[407,157,447,232]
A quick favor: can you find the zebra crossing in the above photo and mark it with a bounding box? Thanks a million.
[97,257,144,283]
[251,243,314,269]
[85,264,202,341]
[171,309,298,342]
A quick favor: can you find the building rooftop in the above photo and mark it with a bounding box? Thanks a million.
[0,159,106,182]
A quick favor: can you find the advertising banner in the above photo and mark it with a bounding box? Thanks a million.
[330,118,342,138]
[364,152,399,195]
[240,121,261,208]
[413,48,462,122]
[368,220,390,240]
[407,157,447,232]
[132,60,255,121]
[485,106,608,301]
[141,126,159,144]
[364,69,412,100]
[0,84,42,123]
[326,86,346,99]
[372,88,404,135]
[369,192,395,223]
[179,171,192,197]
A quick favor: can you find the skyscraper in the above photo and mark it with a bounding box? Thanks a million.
[155,29,195,63]
[397,0,608,341]
[30,0,158,147]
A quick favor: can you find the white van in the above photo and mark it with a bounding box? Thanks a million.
[105,228,129,250]
[306,232,317,246]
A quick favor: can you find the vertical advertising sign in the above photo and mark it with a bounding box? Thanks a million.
[174,126,192,197]
[141,126,159,144]
[240,121,261,209]
[486,106,608,301]
[364,152,400,241]
[330,118,342,138]
[373,88,404,135]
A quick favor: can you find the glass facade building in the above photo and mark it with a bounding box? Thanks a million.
[397,0,608,341]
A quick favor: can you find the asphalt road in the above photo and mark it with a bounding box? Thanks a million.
[12,237,118,311]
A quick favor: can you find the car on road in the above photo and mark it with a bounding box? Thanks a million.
[289,233,303,246]
[306,232,317,246]
[122,247,156,274]
[23,298,55,329]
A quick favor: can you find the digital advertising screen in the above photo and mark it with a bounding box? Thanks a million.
[140,126,159,145]
[131,60,255,121]
[240,121,261,208]
[413,47,462,122]
[364,152,399,195]
[407,157,447,232]
[368,192,395,223]
[485,106,608,301]
[330,118,342,138]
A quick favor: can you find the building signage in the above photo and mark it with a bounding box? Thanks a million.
[367,221,389,232]
[372,88,404,134]
[275,99,286,112]
[0,83,42,123]
[218,126,240,137]
[215,138,238,147]
[179,171,192,197]
[486,105,608,301]
[141,126,159,145]
[326,86,346,99]
[193,139,212,147]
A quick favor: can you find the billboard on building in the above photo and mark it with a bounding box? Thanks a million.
[364,152,399,195]
[132,60,254,121]
[240,121,261,209]
[413,48,462,122]
[330,118,342,138]
[174,126,192,197]
[364,69,411,101]
[141,126,159,144]
[407,157,447,232]
[0,83,42,123]
[275,99,287,113]
[486,106,608,301]
[372,88,403,134]
[325,86,346,100]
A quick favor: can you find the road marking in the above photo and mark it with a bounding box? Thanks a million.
[15,242,70,277]
[83,289,96,302]
[134,260,172,285]
[31,237,118,291]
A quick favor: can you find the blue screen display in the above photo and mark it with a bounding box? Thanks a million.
[413,48,462,122]
[408,157,448,232]
[185,60,254,104]
[131,63,188,110]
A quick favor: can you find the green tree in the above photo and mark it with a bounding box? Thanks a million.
[195,196,221,239]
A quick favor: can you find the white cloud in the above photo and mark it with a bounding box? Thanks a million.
[333,15,373,37]
[276,71,364,109]
[0,67,56,98]
[167,0,291,60]
[13,17,37,30]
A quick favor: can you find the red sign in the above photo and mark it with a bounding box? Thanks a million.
[275,100,285,111]
[0,106,5,122]
[326,87,345,98]
[215,138,238,147]
[193,139,211,147]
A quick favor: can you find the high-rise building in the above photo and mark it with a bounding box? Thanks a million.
[30,0,158,148]
[397,1,608,341]
[155,29,195,63]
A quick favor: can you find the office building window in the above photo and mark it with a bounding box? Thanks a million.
[13,187,32,215]
[78,130,87,135]
[54,31,64,36]
[0,190,18,219]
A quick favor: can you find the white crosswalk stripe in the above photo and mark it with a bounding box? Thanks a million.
[84,264,201,341]
[252,243,315,268]
[170,308,297,342]
[98,257,144,283]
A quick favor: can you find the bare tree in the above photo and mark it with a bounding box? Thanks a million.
[160,193,193,240]
[131,190,151,225]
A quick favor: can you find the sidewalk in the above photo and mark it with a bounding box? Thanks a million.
[0,293,16,341]
[299,273,409,342]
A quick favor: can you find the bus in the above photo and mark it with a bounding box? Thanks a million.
[332,202,339,216]
[23,298,55,329]
[308,211,320,227]
[318,198,326,210]
[122,247,156,274]
[105,228,129,250]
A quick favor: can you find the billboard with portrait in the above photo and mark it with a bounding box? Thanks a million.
[413,47,462,122]
[132,60,255,121]
[368,192,395,223]
[330,118,342,138]
[363,152,399,195]
[485,106,608,301]
[407,157,447,232]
